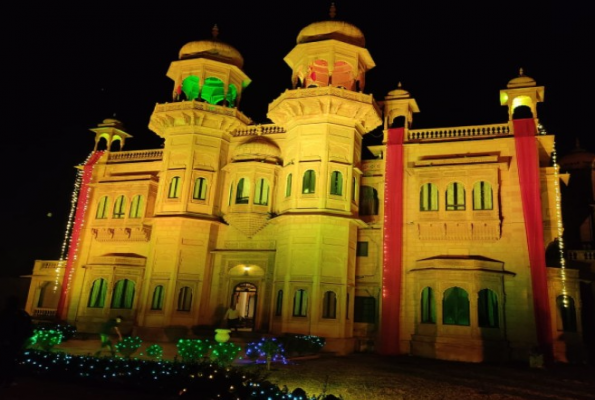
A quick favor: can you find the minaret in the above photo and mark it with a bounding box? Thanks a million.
[499,68,544,126]
[266,5,383,353]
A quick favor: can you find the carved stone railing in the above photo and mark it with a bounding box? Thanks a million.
[407,123,511,142]
[234,124,286,137]
[567,250,595,261]
[32,308,57,319]
[153,100,253,125]
[269,86,379,109]
[417,221,501,241]
[107,149,163,163]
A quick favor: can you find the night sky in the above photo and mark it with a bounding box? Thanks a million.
[2,1,591,277]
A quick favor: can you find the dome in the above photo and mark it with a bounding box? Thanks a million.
[558,145,595,171]
[178,25,244,69]
[297,20,365,47]
[507,68,536,88]
[386,82,411,99]
[231,136,282,163]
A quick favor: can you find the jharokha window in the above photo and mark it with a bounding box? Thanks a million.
[473,181,493,210]
[96,196,109,219]
[421,287,436,324]
[193,177,208,200]
[254,178,270,205]
[129,195,143,218]
[235,178,250,204]
[113,195,126,219]
[442,286,470,326]
[420,183,439,211]
[330,171,343,196]
[111,279,135,309]
[293,289,308,317]
[302,170,316,194]
[168,176,181,199]
[87,278,108,308]
[446,182,465,211]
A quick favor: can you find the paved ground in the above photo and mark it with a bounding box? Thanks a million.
[2,338,594,399]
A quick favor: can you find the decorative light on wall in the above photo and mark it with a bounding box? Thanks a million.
[543,123,569,306]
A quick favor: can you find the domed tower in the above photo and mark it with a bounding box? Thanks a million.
[499,68,544,125]
[149,25,253,218]
[266,5,382,353]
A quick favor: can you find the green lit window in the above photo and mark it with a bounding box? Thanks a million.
[181,75,200,101]
[322,291,337,319]
[330,171,343,195]
[556,295,577,332]
[446,182,465,211]
[359,186,379,216]
[129,195,143,218]
[478,289,499,328]
[200,77,237,107]
[236,178,250,204]
[420,183,439,211]
[87,278,108,309]
[285,174,292,197]
[275,290,283,316]
[96,196,109,219]
[177,286,192,312]
[302,170,316,194]
[421,287,436,324]
[473,181,493,210]
[168,176,181,199]
[193,177,208,200]
[254,178,270,205]
[354,296,375,323]
[111,279,135,309]
[113,195,126,219]
[443,287,470,326]
[151,285,164,311]
[293,289,308,317]
[356,241,368,257]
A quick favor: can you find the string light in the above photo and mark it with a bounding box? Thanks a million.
[541,123,569,306]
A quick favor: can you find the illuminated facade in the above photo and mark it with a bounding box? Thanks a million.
[25,15,589,363]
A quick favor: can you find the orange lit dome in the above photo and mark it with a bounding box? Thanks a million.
[231,136,282,163]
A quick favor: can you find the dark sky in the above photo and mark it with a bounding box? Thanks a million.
[2,1,591,277]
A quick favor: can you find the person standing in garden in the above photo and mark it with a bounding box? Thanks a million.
[223,304,240,332]
[95,315,123,357]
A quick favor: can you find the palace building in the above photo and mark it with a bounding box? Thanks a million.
[25,10,592,364]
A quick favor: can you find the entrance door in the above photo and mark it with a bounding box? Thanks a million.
[232,282,257,331]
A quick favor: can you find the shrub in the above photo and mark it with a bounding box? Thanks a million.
[145,343,164,360]
[177,338,212,363]
[210,342,242,366]
[245,337,287,370]
[30,329,64,351]
[116,336,142,358]
[279,334,325,356]
[33,321,77,341]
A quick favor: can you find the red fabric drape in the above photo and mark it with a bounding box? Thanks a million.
[380,127,405,355]
[513,119,553,361]
[56,151,104,320]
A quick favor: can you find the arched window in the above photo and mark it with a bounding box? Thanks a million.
[129,195,143,218]
[556,295,577,332]
[446,182,465,211]
[181,75,200,101]
[285,174,292,197]
[275,290,283,316]
[235,178,250,204]
[302,170,316,194]
[201,77,236,105]
[352,177,357,201]
[359,186,379,215]
[193,177,208,200]
[330,171,343,195]
[113,195,126,219]
[111,279,135,309]
[96,196,109,219]
[478,289,499,328]
[168,176,181,198]
[442,287,470,326]
[254,178,270,205]
[322,291,337,319]
[177,286,192,311]
[354,296,375,323]
[293,289,308,317]
[473,181,493,210]
[420,183,439,211]
[421,287,436,324]
[151,285,164,311]
[87,278,108,308]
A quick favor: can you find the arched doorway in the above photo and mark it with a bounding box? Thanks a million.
[231,282,257,331]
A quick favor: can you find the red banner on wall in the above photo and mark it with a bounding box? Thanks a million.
[380,128,405,355]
